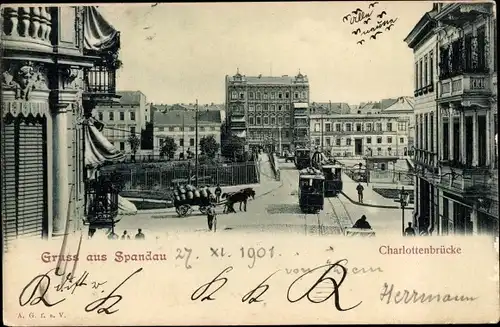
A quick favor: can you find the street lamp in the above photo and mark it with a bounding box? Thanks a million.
[400,186,410,236]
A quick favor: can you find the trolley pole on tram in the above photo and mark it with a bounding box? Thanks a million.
[195,99,199,187]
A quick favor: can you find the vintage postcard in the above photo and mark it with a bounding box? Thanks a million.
[1,1,499,325]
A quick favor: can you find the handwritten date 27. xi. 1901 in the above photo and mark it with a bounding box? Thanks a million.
[191,259,362,310]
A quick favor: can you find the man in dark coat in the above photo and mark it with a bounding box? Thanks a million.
[353,215,371,229]
[356,183,364,203]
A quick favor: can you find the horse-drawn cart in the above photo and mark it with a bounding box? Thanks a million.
[174,185,217,217]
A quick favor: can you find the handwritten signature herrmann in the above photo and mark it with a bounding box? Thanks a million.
[380,283,478,304]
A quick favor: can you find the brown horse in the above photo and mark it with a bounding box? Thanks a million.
[222,188,256,213]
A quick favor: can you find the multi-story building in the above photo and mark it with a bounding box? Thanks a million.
[153,108,223,159]
[94,91,151,153]
[309,97,414,158]
[405,3,498,236]
[225,70,310,153]
[1,6,122,249]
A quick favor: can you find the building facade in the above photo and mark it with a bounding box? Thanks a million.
[1,6,122,249]
[405,3,498,236]
[153,109,222,159]
[309,98,414,158]
[225,70,310,153]
[94,91,151,153]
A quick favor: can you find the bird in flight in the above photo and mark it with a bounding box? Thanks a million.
[369,2,379,8]
[352,28,361,35]
[326,246,335,252]
[377,11,387,19]
[386,23,395,31]
[342,14,351,22]
[364,18,371,24]
[370,31,382,39]
[143,26,151,30]
[151,3,158,7]
[357,39,365,45]
[351,8,362,14]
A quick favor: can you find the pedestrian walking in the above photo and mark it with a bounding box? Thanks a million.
[207,204,217,231]
[121,230,131,240]
[356,183,364,203]
[135,228,145,240]
[215,184,222,203]
[404,222,416,236]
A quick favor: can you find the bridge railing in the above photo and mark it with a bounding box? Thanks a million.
[268,152,281,181]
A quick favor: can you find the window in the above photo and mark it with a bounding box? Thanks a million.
[264,116,269,125]
[346,138,351,146]
[398,122,407,131]
[231,91,237,99]
[429,50,434,85]
[249,117,254,125]
[285,92,290,99]
[200,126,205,132]
[356,123,362,132]
[278,105,283,111]
[285,117,290,125]
[366,123,372,131]
[326,138,331,146]
[98,112,103,120]
[278,92,283,99]
[314,123,320,132]
[249,92,254,99]
[239,92,245,99]
[285,104,290,111]
[263,93,268,99]
[130,126,136,134]
[130,112,136,120]
[190,138,195,146]
[179,138,184,147]
[109,112,114,120]
[325,123,331,132]
[270,92,275,99]
[376,123,382,131]
[257,104,262,111]
[249,105,255,111]
[315,138,320,145]
[336,138,341,146]
[377,137,382,144]
[294,92,299,99]
[367,137,372,144]
[415,62,418,89]
[285,131,290,138]
[169,127,174,132]
[345,123,352,132]
[120,112,125,120]
[278,117,283,125]
[336,123,341,131]
[256,117,261,125]
[256,92,261,100]
[400,137,404,143]
[387,123,392,131]
[387,137,392,143]
[270,105,275,111]
[271,117,276,125]
[180,127,184,132]
[190,127,195,131]
[120,142,125,150]
[419,59,423,89]
[424,55,428,86]
[159,127,164,131]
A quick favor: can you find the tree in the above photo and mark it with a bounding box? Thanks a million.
[128,134,141,162]
[199,135,219,159]
[221,134,245,161]
[159,136,177,160]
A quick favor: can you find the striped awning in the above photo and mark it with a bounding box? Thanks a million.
[293,102,309,108]
[85,119,124,168]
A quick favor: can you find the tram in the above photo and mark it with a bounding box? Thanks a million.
[294,148,311,170]
[311,150,343,197]
[298,167,325,213]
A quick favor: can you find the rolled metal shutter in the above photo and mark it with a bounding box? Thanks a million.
[17,119,46,237]
[2,122,17,249]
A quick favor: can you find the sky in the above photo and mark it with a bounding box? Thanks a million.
[98,1,432,106]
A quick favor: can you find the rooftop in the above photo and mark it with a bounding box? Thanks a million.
[116,91,146,105]
[154,109,222,126]
[310,102,351,115]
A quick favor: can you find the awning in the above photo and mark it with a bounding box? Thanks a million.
[85,119,124,168]
[293,103,309,109]
[231,116,246,122]
[235,130,247,138]
[118,196,138,215]
[84,6,120,52]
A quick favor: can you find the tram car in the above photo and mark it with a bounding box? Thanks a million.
[298,167,325,213]
[294,148,311,170]
[311,150,343,197]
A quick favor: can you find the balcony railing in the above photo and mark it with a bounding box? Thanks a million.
[84,57,118,101]
[414,149,438,168]
[363,149,409,158]
[436,166,494,195]
[439,74,491,98]
[1,7,53,50]
[84,179,119,226]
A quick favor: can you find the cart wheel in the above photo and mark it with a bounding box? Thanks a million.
[178,205,190,217]
[200,206,208,215]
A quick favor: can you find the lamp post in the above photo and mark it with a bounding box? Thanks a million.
[195,99,199,187]
[400,186,410,236]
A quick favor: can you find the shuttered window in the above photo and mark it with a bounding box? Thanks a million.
[2,115,47,249]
